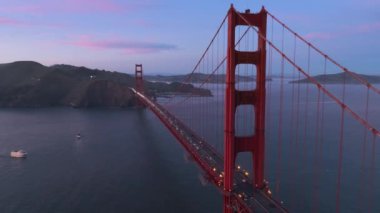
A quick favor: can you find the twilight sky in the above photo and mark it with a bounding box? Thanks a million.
[0,0,379,74]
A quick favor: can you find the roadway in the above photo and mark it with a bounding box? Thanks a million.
[131,88,288,213]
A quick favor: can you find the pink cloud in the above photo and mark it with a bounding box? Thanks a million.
[65,35,177,54]
[57,0,122,13]
[281,14,316,26]
[1,0,131,14]
[354,22,380,33]
[352,0,380,8]
[132,19,153,27]
[0,17,26,26]
[304,32,336,40]
[303,21,380,41]
[0,6,42,14]
[0,16,64,28]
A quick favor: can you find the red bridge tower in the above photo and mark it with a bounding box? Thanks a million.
[224,5,267,212]
[135,64,144,93]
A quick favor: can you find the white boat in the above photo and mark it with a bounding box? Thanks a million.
[10,150,27,158]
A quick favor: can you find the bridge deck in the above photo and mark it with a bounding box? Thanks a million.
[131,88,287,213]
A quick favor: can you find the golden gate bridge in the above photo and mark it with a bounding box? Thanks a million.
[131,5,380,213]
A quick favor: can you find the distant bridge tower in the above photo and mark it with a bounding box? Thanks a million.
[224,5,267,212]
[135,64,144,93]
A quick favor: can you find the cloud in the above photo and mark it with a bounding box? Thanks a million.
[56,0,122,13]
[0,0,134,14]
[65,35,178,54]
[0,5,42,14]
[0,1,155,29]
[0,17,26,26]
[351,0,380,8]
[132,19,153,27]
[303,21,380,41]
[0,16,64,28]
[354,22,380,33]
[304,32,336,40]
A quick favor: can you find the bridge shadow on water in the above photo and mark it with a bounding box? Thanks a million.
[134,109,222,212]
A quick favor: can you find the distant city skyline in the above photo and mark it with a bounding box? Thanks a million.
[0,0,379,75]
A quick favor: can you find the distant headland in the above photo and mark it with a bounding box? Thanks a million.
[0,61,211,108]
[290,72,380,84]
[145,73,272,83]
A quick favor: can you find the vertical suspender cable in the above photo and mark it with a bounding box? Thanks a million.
[275,24,285,196]
[336,66,347,213]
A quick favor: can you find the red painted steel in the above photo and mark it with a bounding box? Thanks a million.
[132,88,287,213]
[237,12,380,137]
[224,4,267,192]
[135,64,144,93]
[128,5,380,212]
[267,12,380,96]
[224,5,267,213]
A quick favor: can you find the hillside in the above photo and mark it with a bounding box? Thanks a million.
[290,72,380,84]
[145,73,272,83]
[0,61,211,108]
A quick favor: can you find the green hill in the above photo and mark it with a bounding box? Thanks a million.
[0,61,211,108]
[290,72,380,84]
[144,73,272,83]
